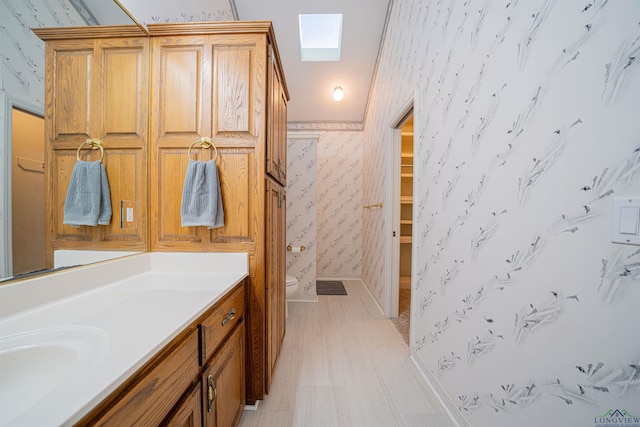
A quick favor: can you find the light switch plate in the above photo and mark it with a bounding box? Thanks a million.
[612,197,640,245]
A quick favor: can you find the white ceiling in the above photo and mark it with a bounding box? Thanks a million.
[113,0,390,125]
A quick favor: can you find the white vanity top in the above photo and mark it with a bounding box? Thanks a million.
[0,252,248,426]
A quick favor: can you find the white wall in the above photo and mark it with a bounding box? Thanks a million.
[362,1,640,426]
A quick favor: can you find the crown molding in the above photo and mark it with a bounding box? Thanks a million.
[287,122,364,132]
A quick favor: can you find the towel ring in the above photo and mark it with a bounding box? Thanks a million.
[188,137,218,161]
[76,138,104,162]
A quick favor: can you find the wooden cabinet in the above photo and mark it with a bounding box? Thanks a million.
[34,27,149,266]
[148,22,289,403]
[37,21,289,406]
[149,30,263,251]
[201,321,245,427]
[265,178,286,392]
[79,280,246,427]
[267,45,288,186]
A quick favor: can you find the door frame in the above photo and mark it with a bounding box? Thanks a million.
[0,95,44,278]
[384,97,414,318]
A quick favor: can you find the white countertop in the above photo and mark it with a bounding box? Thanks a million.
[0,252,249,426]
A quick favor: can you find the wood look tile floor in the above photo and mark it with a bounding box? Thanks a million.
[239,280,455,427]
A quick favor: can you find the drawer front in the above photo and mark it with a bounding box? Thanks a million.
[88,329,199,426]
[200,281,245,364]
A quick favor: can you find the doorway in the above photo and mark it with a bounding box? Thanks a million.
[388,108,414,345]
[11,107,46,276]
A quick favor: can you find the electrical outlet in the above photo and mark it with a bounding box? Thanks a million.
[121,201,137,229]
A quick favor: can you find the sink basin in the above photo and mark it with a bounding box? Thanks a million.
[0,326,109,425]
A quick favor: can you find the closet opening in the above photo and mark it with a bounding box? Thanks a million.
[386,103,414,346]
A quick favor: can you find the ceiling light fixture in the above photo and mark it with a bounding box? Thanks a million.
[333,86,344,102]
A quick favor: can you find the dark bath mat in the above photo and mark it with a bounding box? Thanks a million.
[316,280,347,295]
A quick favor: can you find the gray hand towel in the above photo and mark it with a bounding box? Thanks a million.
[181,159,224,229]
[63,160,112,227]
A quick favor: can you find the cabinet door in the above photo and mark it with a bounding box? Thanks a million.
[276,67,288,185]
[44,36,149,262]
[202,321,245,427]
[163,382,203,427]
[265,179,285,393]
[266,47,287,186]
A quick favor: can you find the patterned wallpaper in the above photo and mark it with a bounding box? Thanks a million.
[316,131,363,279]
[362,1,640,426]
[119,0,234,25]
[286,135,318,300]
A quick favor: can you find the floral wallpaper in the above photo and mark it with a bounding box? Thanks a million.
[362,0,640,426]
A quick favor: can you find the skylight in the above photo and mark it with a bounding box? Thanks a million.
[298,13,343,61]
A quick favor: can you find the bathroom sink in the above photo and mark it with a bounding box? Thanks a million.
[0,326,109,425]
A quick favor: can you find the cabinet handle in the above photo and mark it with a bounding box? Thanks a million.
[207,374,217,412]
[221,308,236,326]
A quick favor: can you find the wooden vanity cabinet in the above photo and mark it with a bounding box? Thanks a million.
[148,22,289,403]
[33,27,149,266]
[78,281,246,427]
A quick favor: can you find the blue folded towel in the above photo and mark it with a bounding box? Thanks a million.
[63,160,112,227]
[181,159,224,229]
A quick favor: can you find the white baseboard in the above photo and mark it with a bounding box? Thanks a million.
[410,353,469,427]
[359,278,387,317]
[243,400,260,411]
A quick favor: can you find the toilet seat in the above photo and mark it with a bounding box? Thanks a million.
[286,275,298,287]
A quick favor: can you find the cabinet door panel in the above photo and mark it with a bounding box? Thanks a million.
[100,150,146,244]
[101,42,148,142]
[155,149,205,244]
[211,36,264,141]
[50,151,94,242]
[214,47,251,134]
[154,40,209,139]
[210,149,253,243]
[51,46,93,141]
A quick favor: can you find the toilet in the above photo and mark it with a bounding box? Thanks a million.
[285,275,299,318]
